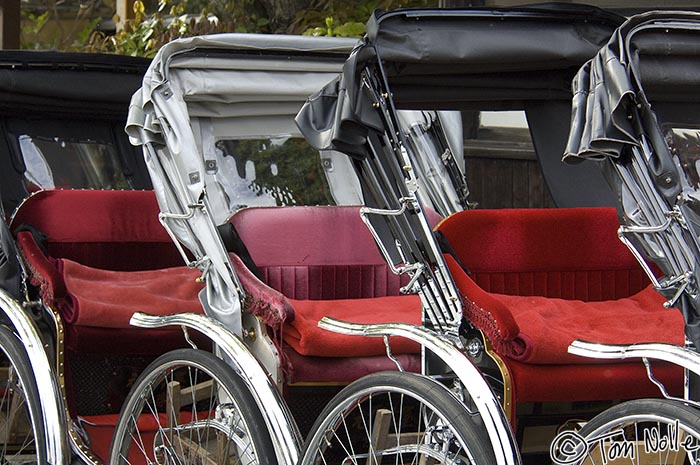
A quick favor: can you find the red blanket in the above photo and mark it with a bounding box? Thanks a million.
[58,259,204,327]
[284,295,422,357]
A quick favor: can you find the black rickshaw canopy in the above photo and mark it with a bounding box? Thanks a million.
[297,4,625,208]
[565,11,700,162]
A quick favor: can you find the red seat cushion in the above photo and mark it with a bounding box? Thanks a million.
[445,255,685,364]
[11,190,181,271]
[494,286,684,364]
[283,295,422,357]
[58,258,204,327]
[231,206,440,300]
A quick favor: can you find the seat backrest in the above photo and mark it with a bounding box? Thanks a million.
[436,207,650,301]
[231,206,412,300]
[11,190,182,271]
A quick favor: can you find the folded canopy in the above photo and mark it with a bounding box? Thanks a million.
[565,11,700,162]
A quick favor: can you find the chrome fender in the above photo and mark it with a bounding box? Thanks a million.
[130,311,302,465]
[318,317,521,465]
[0,289,69,465]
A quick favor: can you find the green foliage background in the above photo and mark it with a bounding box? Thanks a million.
[21,0,438,55]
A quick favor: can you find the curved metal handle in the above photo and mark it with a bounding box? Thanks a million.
[569,339,700,377]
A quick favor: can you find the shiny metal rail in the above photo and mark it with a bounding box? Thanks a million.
[569,339,700,376]
[0,289,69,465]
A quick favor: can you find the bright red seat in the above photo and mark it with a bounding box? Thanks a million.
[436,207,685,420]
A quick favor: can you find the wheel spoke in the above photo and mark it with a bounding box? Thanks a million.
[301,372,493,465]
[110,349,273,465]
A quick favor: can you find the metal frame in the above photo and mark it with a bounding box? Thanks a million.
[0,289,70,465]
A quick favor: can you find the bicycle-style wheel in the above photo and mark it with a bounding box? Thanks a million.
[109,348,277,465]
[0,324,46,464]
[551,398,700,465]
[301,371,494,465]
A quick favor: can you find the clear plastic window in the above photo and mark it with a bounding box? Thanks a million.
[214,136,337,208]
[19,135,130,190]
[665,126,700,191]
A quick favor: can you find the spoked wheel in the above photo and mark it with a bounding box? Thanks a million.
[551,398,700,465]
[0,324,46,464]
[301,371,494,465]
[109,348,277,465]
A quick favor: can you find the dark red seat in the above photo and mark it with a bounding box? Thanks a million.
[229,206,437,382]
[11,190,203,354]
[11,190,427,382]
[436,207,685,420]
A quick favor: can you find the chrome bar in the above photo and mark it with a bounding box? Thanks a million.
[158,205,203,268]
[0,289,69,465]
[616,230,662,288]
[568,340,700,377]
[318,317,521,465]
[618,217,671,234]
[130,311,302,465]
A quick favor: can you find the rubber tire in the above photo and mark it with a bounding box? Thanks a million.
[301,371,495,465]
[554,398,700,465]
[0,324,46,463]
[109,348,277,465]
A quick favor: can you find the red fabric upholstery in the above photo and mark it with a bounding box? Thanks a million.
[231,206,409,300]
[446,255,684,364]
[437,208,650,300]
[11,190,182,271]
[232,206,426,362]
[16,231,66,304]
[284,295,422,357]
[12,190,203,356]
[57,258,204,327]
[437,207,686,407]
[508,360,682,403]
[231,253,295,326]
[495,287,683,364]
[284,348,421,383]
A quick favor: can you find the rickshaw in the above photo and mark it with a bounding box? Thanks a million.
[114,31,477,465]
[0,50,151,465]
[295,4,693,464]
[0,6,692,465]
[0,33,470,465]
[550,11,700,465]
[112,4,684,465]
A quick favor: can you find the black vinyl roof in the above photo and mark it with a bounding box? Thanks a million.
[358,4,624,108]
[0,51,150,118]
[296,4,626,208]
